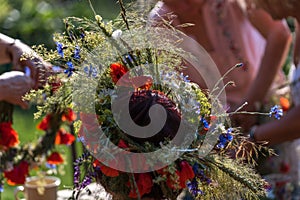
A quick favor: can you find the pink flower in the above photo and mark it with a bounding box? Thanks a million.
[128,173,153,198]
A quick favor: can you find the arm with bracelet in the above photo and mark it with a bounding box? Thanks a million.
[251,107,300,146]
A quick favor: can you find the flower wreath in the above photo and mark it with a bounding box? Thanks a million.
[0,97,76,194]
[26,1,281,200]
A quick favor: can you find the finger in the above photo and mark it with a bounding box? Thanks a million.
[21,59,38,80]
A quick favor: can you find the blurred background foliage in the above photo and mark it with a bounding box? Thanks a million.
[0,0,132,48]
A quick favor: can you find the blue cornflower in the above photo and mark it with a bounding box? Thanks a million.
[216,129,233,149]
[200,117,210,130]
[180,72,190,83]
[80,32,85,39]
[235,63,244,68]
[84,65,98,78]
[216,142,225,149]
[122,54,135,66]
[52,66,62,73]
[187,179,204,196]
[216,128,233,149]
[64,61,75,77]
[0,184,3,193]
[74,45,80,60]
[226,128,233,141]
[219,134,227,144]
[77,136,85,143]
[192,163,202,176]
[195,102,201,115]
[45,163,57,169]
[56,42,64,58]
[269,105,283,120]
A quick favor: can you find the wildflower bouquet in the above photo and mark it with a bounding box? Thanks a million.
[26,1,275,199]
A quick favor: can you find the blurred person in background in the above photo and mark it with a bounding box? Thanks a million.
[149,0,292,131]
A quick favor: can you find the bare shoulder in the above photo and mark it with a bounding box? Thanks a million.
[246,8,289,38]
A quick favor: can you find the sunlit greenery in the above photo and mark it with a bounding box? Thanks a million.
[0,0,132,48]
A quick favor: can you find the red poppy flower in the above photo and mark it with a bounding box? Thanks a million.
[178,161,195,188]
[156,167,180,189]
[93,160,120,177]
[110,63,129,84]
[55,128,75,145]
[280,97,290,112]
[118,139,129,149]
[0,122,19,149]
[131,76,153,90]
[157,161,195,189]
[166,170,181,189]
[62,108,76,122]
[128,173,153,198]
[4,161,29,185]
[37,114,52,131]
[47,152,64,165]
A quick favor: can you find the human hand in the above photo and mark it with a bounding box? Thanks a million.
[0,71,34,109]
[229,103,258,133]
[6,39,52,88]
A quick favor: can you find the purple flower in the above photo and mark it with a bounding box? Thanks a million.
[74,45,80,60]
[180,72,190,83]
[64,61,75,77]
[80,32,85,39]
[56,42,64,58]
[269,105,283,120]
[0,184,3,193]
[79,174,93,189]
[84,65,98,78]
[187,179,204,196]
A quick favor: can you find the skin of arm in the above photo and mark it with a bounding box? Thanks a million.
[0,33,17,65]
[230,8,292,131]
[0,71,33,109]
[243,8,292,109]
[254,105,300,145]
[294,22,300,65]
[0,33,52,88]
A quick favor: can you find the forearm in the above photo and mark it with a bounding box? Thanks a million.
[294,21,300,65]
[0,33,16,65]
[245,25,292,107]
[254,106,300,145]
[0,79,5,101]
